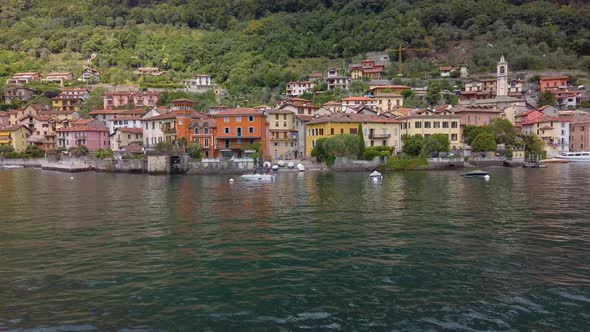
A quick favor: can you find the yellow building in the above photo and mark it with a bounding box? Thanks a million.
[368,85,411,112]
[0,125,32,152]
[399,109,462,149]
[52,96,83,112]
[269,108,299,159]
[305,114,403,157]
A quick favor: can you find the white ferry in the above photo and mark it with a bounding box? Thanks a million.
[557,152,590,162]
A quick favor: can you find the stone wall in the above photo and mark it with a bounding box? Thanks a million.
[0,158,44,167]
[330,157,382,171]
[94,159,146,173]
[147,155,170,174]
[427,158,465,169]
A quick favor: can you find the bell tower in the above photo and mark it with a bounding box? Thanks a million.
[496,55,508,97]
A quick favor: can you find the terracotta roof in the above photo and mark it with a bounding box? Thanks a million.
[308,72,323,77]
[56,125,109,132]
[46,72,73,76]
[362,68,384,73]
[213,108,262,117]
[0,124,31,132]
[323,101,341,106]
[145,110,205,121]
[451,105,502,113]
[89,109,146,115]
[122,143,143,153]
[521,116,570,126]
[73,119,96,125]
[540,76,569,80]
[112,115,143,121]
[115,127,143,134]
[308,114,401,124]
[269,108,294,114]
[570,115,590,124]
[190,118,216,128]
[171,98,195,103]
[342,96,373,102]
[12,72,40,76]
[370,85,411,90]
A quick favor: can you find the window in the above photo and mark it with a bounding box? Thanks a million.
[236,127,242,136]
[236,116,241,122]
[331,128,334,135]
[224,127,230,134]
[340,128,344,134]
[194,128,200,134]
[451,122,458,128]
[275,114,279,120]
[274,142,278,147]
[451,134,457,141]
[283,122,287,127]
[320,129,324,135]
[424,121,431,128]
[350,128,357,134]
[248,127,254,133]
[442,122,449,128]
[275,122,279,127]
[561,130,565,135]
[145,123,148,129]
[382,140,386,146]
[204,128,209,134]
[248,116,254,122]
[224,117,229,123]
[415,122,422,129]
[152,122,155,130]
[128,134,131,139]
[434,122,440,128]
[249,139,254,144]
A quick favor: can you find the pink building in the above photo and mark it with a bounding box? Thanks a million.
[56,125,110,151]
[103,91,160,109]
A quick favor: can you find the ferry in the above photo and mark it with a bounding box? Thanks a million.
[556,152,590,162]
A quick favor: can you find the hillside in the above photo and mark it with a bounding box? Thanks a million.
[1,0,589,104]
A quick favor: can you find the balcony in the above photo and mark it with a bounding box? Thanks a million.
[161,124,176,133]
[369,133,391,139]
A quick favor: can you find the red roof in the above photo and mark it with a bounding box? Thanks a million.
[115,127,143,134]
[56,125,109,132]
[89,109,146,115]
[540,76,569,80]
[0,124,31,132]
[308,114,401,124]
[213,108,262,117]
[521,116,570,126]
[342,96,373,102]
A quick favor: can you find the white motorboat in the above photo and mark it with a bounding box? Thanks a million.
[296,163,305,172]
[0,165,24,169]
[277,160,285,167]
[556,152,590,162]
[271,165,279,171]
[287,162,295,169]
[369,170,383,182]
[240,167,276,181]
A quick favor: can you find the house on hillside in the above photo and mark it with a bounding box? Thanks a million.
[6,72,41,85]
[4,87,36,104]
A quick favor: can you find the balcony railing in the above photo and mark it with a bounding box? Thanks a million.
[369,133,391,139]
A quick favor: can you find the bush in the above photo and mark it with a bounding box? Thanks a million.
[187,141,202,159]
[471,132,497,152]
[363,146,393,160]
[154,142,173,154]
[0,145,15,153]
[68,146,89,157]
[95,148,113,159]
[402,134,424,157]
[383,156,428,170]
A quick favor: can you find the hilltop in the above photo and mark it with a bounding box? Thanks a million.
[1,0,589,104]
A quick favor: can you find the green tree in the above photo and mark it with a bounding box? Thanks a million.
[401,134,424,157]
[424,133,450,156]
[357,123,365,158]
[471,132,497,152]
[310,137,328,163]
[538,90,556,107]
[489,118,517,145]
[187,141,202,159]
[425,81,441,106]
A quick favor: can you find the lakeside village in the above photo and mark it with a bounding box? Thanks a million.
[1,56,589,174]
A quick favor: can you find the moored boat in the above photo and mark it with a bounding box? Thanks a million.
[556,152,590,162]
[240,167,276,182]
[463,170,489,177]
[369,170,383,182]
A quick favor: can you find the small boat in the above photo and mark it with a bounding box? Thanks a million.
[556,152,590,162]
[463,170,489,178]
[369,170,383,182]
[271,165,279,171]
[296,163,305,172]
[263,161,272,168]
[277,160,285,167]
[240,167,276,182]
[287,162,295,169]
[539,158,569,164]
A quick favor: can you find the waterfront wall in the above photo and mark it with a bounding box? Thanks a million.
[147,156,170,174]
[0,158,43,167]
[187,158,254,174]
[427,158,465,169]
[331,157,382,171]
[94,159,146,173]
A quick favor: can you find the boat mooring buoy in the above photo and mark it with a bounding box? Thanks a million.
[229,178,234,183]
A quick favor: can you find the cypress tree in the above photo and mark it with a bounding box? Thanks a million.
[358,123,365,158]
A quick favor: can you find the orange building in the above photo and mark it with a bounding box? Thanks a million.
[539,76,568,92]
[189,117,217,158]
[173,98,196,144]
[213,108,267,159]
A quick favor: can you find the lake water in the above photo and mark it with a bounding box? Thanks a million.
[1,166,589,331]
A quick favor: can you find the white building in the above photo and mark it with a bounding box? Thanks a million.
[183,75,213,92]
[286,81,315,97]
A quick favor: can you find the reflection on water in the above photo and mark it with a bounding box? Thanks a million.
[0,166,589,331]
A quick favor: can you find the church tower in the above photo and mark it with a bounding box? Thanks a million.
[496,55,508,97]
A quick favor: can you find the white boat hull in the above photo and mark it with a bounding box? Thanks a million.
[240,174,275,181]
[557,152,590,162]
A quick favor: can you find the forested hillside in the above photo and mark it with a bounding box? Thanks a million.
[1,0,589,101]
